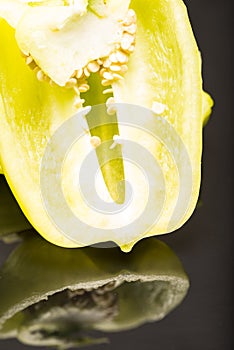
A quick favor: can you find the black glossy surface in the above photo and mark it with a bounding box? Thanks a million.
[0,1,232,349]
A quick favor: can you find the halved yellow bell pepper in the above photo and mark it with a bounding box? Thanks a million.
[0,1,213,251]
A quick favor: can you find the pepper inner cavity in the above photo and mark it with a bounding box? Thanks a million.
[22,9,137,204]
[23,281,121,330]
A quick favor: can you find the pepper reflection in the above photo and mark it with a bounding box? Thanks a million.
[0,231,189,348]
[0,175,31,239]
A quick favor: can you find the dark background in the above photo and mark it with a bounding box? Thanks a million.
[0,0,232,349]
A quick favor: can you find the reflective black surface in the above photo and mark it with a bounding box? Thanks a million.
[0,0,232,349]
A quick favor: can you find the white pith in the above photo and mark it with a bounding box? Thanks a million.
[21,7,137,109]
